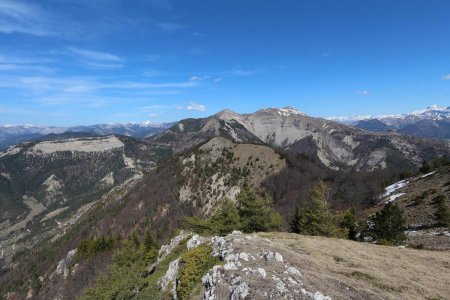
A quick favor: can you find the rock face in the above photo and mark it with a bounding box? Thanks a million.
[201,231,331,299]
[53,249,77,279]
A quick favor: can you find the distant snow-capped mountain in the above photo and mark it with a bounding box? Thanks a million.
[328,105,450,123]
[0,122,173,149]
[328,105,450,139]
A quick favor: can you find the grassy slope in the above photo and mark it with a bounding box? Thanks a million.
[258,232,450,300]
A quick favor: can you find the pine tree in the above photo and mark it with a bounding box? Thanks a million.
[419,160,432,173]
[434,196,449,227]
[289,181,349,238]
[289,205,303,233]
[237,186,282,233]
[370,202,406,245]
[210,198,241,235]
[340,208,358,240]
[143,230,158,250]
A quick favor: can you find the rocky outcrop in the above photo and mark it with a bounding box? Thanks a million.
[52,249,77,280]
[201,231,331,299]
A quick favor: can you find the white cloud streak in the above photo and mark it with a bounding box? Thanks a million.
[355,90,370,95]
[177,102,206,112]
[0,0,55,36]
[68,47,124,63]
[441,74,450,80]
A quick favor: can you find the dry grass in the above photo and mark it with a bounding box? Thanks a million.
[258,232,450,300]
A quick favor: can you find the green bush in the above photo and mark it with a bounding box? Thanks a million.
[80,232,159,300]
[176,244,218,300]
[76,236,116,260]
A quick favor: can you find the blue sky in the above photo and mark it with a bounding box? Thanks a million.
[0,0,449,126]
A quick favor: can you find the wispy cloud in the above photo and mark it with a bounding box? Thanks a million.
[37,96,107,107]
[231,68,254,77]
[0,63,54,72]
[441,74,450,80]
[67,47,125,69]
[68,47,124,63]
[0,0,54,36]
[0,75,202,109]
[158,22,183,32]
[355,90,370,95]
[190,75,211,81]
[177,102,206,112]
[0,53,57,73]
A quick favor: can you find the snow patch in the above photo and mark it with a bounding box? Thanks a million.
[382,180,408,198]
[420,171,435,178]
[385,193,405,203]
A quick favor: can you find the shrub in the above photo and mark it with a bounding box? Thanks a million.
[80,232,159,300]
[419,161,432,174]
[176,244,218,300]
[76,236,115,260]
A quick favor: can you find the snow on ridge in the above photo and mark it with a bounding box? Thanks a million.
[411,105,450,116]
[260,107,306,117]
[330,105,450,124]
[326,115,372,123]
[30,136,124,154]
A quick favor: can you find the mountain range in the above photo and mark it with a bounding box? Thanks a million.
[0,106,449,299]
[329,105,450,139]
[1,105,449,152]
[0,122,174,150]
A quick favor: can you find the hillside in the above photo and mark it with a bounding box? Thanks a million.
[72,231,450,300]
[370,166,450,250]
[0,134,171,264]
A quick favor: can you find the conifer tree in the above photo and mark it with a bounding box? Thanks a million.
[237,186,282,233]
[143,230,158,251]
[434,196,449,227]
[370,202,406,245]
[210,198,241,235]
[289,205,303,233]
[289,181,350,238]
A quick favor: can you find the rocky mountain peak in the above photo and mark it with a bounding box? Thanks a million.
[214,109,241,121]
